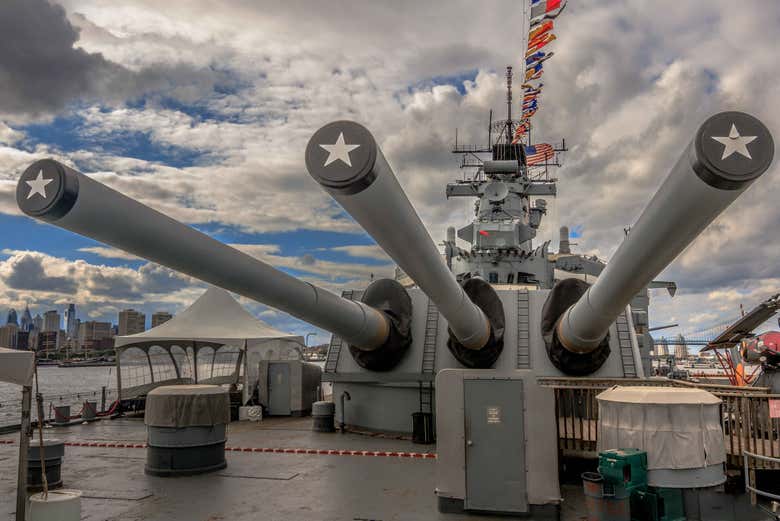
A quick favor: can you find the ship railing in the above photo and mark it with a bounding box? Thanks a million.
[539,377,780,469]
[744,452,780,504]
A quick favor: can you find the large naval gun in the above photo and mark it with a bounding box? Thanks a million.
[16,112,774,512]
[16,112,774,450]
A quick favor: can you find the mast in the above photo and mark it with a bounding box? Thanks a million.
[505,66,514,144]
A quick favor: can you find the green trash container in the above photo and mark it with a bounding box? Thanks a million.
[598,448,648,492]
[582,472,630,521]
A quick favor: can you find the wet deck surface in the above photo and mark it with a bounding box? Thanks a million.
[0,416,589,521]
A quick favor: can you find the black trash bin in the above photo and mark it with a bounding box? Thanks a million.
[412,412,435,444]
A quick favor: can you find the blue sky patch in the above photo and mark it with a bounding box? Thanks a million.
[20,112,208,168]
[409,69,479,96]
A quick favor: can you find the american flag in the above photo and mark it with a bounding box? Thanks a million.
[525,143,554,166]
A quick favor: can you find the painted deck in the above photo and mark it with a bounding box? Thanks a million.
[0,416,591,521]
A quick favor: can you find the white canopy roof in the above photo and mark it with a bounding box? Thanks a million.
[115,287,302,348]
[0,347,35,386]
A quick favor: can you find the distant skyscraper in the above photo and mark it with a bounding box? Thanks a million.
[6,309,18,326]
[33,314,43,331]
[0,323,19,349]
[118,309,146,335]
[64,303,78,339]
[20,306,33,332]
[78,321,114,354]
[674,334,688,360]
[43,310,61,332]
[151,311,173,328]
[654,337,669,356]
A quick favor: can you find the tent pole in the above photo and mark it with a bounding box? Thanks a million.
[192,340,198,384]
[242,339,248,404]
[16,385,31,521]
[115,347,123,403]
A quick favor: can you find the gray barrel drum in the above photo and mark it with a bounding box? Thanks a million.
[144,385,230,477]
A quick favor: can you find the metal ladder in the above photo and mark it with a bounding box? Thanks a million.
[419,298,439,414]
[615,313,637,377]
[516,290,531,369]
[324,290,355,374]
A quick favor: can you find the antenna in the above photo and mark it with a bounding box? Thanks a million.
[505,66,514,144]
[488,109,493,147]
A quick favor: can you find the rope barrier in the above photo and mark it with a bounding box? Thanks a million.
[0,438,436,458]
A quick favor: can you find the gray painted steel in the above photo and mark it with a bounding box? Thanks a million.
[331,287,640,434]
[145,424,227,477]
[16,159,389,351]
[268,362,292,415]
[436,370,560,512]
[26,439,64,491]
[464,379,528,513]
[256,360,322,416]
[306,121,490,350]
[312,400,335,432]
[558,111,774,352]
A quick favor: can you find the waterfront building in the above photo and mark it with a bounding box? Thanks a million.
[151,311,173,328]
[36,330,63,356]
[20,306,33,332]
[0,323,19,349]
[6,309,18,326]
[78,321,114,354]
[16,330,30,350]
[118,309,146,335]
[64,303,78,339]
[43,310,61,332]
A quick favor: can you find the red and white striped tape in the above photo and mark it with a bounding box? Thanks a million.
[0,439,436,459]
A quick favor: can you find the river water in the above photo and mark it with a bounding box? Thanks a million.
[0,362,327,427]
[0,366,118,427]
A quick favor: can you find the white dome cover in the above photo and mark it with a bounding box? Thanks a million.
[597,386,725,471]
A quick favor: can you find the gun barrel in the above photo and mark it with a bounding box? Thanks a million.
[16,159,389,350]
[557,111,774,353]
[305,121,491,350]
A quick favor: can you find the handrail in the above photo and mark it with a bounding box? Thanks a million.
[744,451,780,501]
[537,376,772,395]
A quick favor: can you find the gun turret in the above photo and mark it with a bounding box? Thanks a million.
[305,121,504,368]
[16,159,413,369]
[544,111,774,375]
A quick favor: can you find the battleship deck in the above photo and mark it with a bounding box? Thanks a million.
[0,416,590,521]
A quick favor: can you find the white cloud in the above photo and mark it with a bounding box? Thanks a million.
[0,0,778,337]
[77,246,141,261]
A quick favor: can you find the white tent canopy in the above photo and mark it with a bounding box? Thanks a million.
[115,286,301,347]
[114,287,305,401]
[0,347,34,387]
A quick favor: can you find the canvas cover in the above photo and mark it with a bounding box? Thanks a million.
[0,347,34,386]
[597,386,725,470]
[145,385,230,427]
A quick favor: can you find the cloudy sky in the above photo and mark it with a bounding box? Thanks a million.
[0,0,778,345]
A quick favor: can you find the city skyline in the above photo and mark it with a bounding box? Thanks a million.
[2,301,175,333]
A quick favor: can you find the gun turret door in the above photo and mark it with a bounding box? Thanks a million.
[268,362,291,415]
[464,379,528,513]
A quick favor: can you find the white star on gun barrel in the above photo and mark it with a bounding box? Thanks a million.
[711,124,757,160]
[319,132,360,167]
[25,170,54,199]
